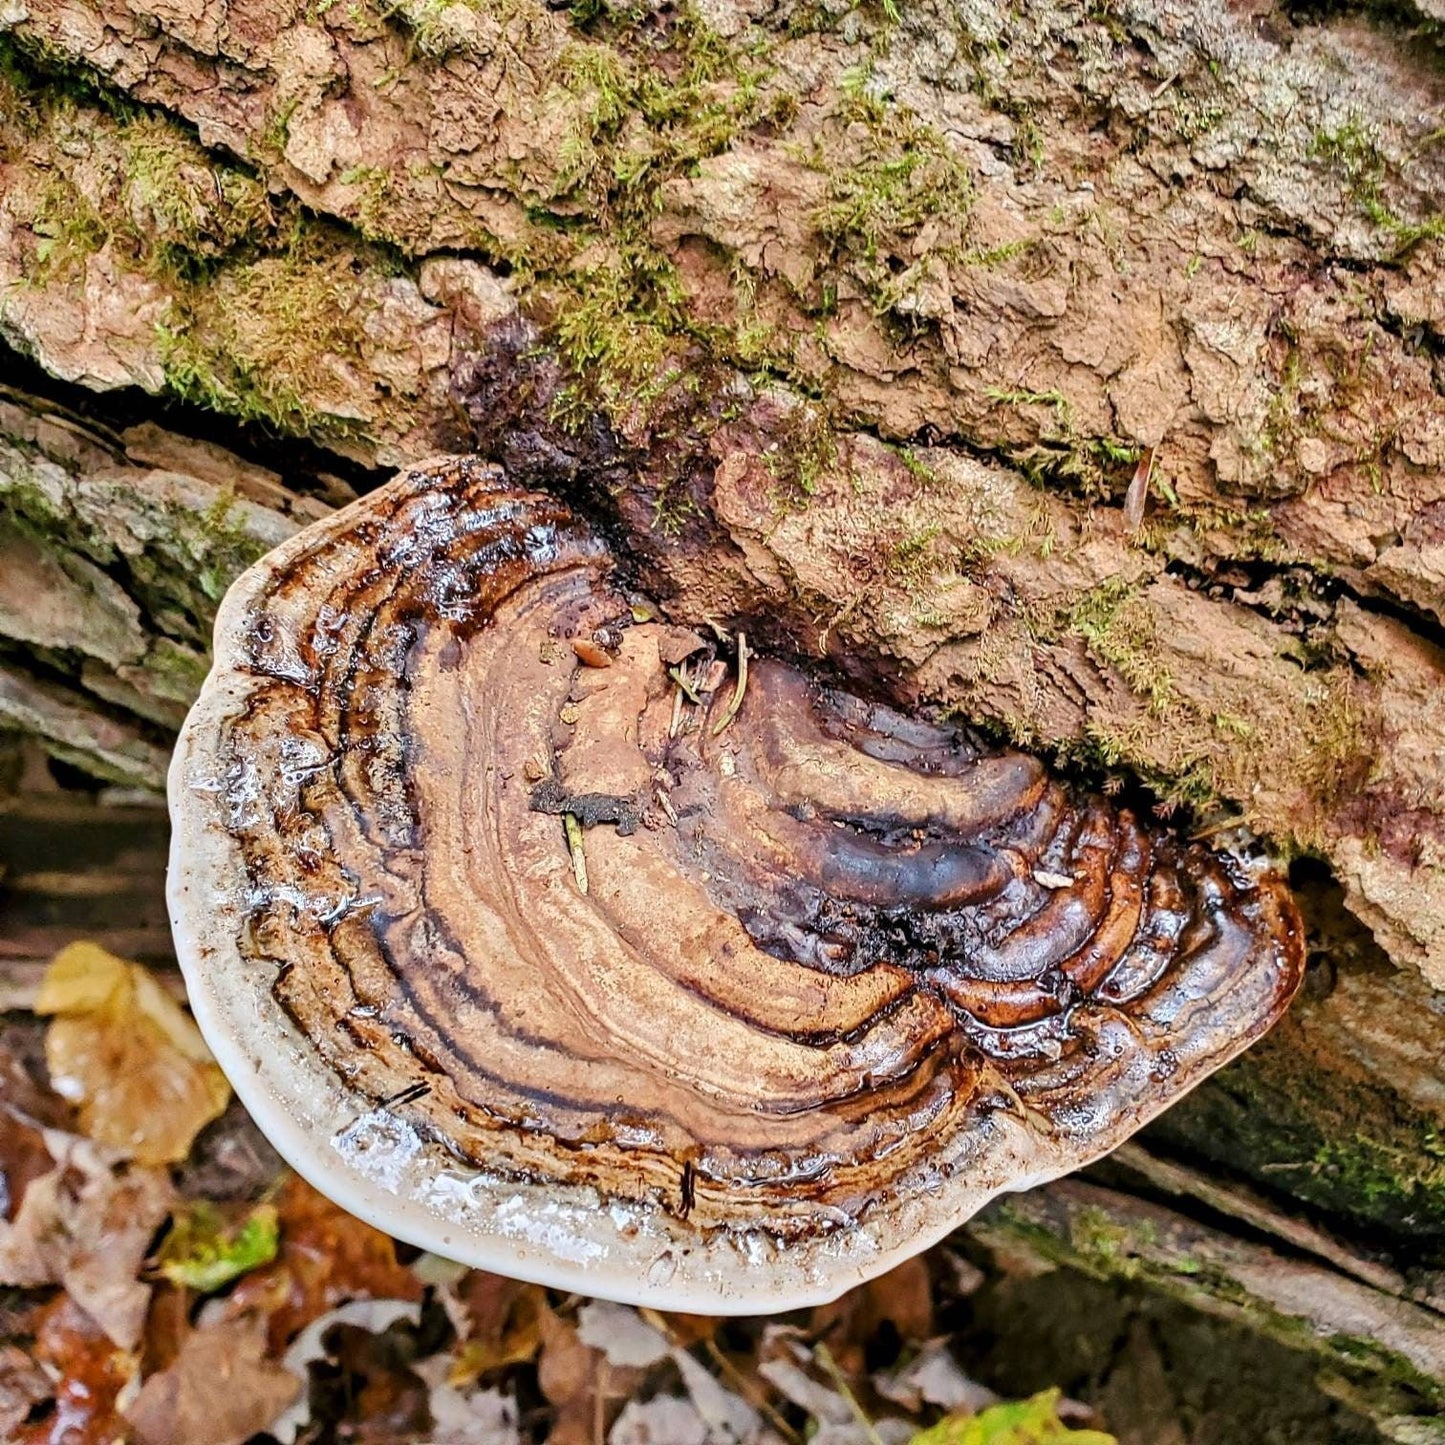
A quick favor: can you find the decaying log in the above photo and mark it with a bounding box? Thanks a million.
[1,0,1444,1423]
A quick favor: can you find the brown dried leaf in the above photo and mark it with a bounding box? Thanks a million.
[0,1130,173,1349]
[1123,447,1156,532]
[449,1272,545,1383]
[0,1343,52,1441]
[811,1256,935,1376]
[226,1173,423,1351]
[537,1305,645,1445]
[0,1113,53,1225]
[572,638,613,668]
[35,942,230,1165]
[124,1314,302,1445]
[610,1394,712,1444]
[0,1040,72,1222]
[325,1317,434,1445]
[139,1281,191,1377]
[420,1377,521,1445]
[0,1037,72,1131]
[14,1294,138,1445]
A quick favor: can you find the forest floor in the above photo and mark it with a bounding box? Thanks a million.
[0,760,1416,1445]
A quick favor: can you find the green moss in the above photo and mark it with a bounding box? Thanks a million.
[514,7,793,429]
[339,164,405,248]
[812,120,971,266]
[759,401,839,507]
[985,388,1141,500]
[1312,117,1445,256]
[117,115,274,276]
[1051,721,1219,817]
[141,637,211,704]
[885,522,944,585]
[989,1198,1445,1409]
[1061,579,1176,714]
[805,78,975,316]
[554,12,780,215]
[963,237,1041,269]
[26,170,110,281]
[1150,1032,1445,1248]
[1,45,382,444]
[159,224,377,440]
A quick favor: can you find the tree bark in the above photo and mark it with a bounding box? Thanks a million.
[1,0,1444,1428]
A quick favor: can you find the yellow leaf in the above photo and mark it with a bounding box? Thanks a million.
[33,941,129,1014]
[36,943,230,1166]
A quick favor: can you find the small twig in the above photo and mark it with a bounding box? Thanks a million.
[1189,814,1247,840]
[564,813,588,894]
[813,1342,883,1445]
[668,664,703,704]
[710,632,749,737]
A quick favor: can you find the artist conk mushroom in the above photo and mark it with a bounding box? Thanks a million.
[169,457,1305,1312]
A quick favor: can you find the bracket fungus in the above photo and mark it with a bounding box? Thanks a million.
[169,457,1306,1312]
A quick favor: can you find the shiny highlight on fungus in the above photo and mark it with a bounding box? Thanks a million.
[168,457,1306,1312]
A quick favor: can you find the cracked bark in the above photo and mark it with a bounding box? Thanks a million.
[1,0,1443,1428]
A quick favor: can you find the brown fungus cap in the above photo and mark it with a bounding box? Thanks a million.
[168,457,1306,1312]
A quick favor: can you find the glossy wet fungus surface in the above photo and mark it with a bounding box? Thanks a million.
[168,457,1306,1311]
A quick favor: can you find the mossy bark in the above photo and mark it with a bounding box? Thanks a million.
[1,0,1444,1433]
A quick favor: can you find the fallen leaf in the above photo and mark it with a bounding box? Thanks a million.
[226,1173,423,1350]
[0,1343,51,1440]
[270,1298,424,1445]
[0,1112,53,1225]
[139,1281,191,1376]
[908,1389,1117,1444]
[306,1312,433,1444]
[0,1037,72,1130]
[448,1271,545,1383]
[35,942,229,1165]
[155,1199,280,1292]
[124,1313,301,1445]
[609,1394,711,1444]
[811,1256,934,1376]
[538,1305,646,1445]
[421,1374,523,1445]
[875,1342,997,1416]
[757,1350,854,1427]
[14,1294,138,1445]
[0,1130,172,1349]
[672,1348,765,1443]
[0,1041,72,1222]
[576,1300,670,1370]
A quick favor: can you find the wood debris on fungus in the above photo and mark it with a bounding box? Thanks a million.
[167,457,1306,1313]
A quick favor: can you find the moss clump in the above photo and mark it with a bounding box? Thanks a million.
[803,69,975,317]
[757,401,840,508]
[1311,117,1445,256]
[1149,1033,1445,1249]
[159,229,376,440]
[545,246,694,431]
[366,0,549,60]
[4,45,275,286]
[26,170,110,281]
[118,115,274,276]
[1064,578,1175,715]
[1,53,387,440]
[502,7,792,431]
